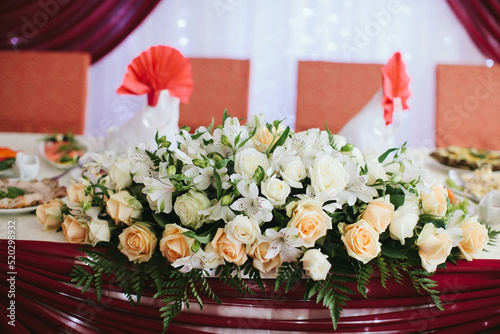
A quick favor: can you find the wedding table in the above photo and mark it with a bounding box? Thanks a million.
[1,132,499,333]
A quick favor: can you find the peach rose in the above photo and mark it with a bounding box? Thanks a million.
[340,220,381,264]
[301,249,331,281]
[420,184,448,216]
[253,123,283,153]
[36,199,63,231]
[416,223,453,272]
[106,191,143,226]
[159,224,196,263]
[211,228,247,266]
[361,196,394,233]
[67,181,92,203]
[61,215,87,244]
[287,199,332,247]
[248,241,283,273]
[118,222,157,263]
[457,216,489,261]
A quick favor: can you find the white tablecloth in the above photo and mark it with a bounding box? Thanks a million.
[0,132,498,258]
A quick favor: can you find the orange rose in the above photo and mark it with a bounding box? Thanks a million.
[67,181,92,203]
[420,184,448,216]
[416,223,453,272]
[211,228,247,266]
[106,191,143,226]
[287,199,332,247]
[340,220,381,264]
[248,241,283,273]
[159,224,196,263]
[61,215,87,244]
[457,216,489,261]
[118,222,157,263]
[361,196,394,233]
[36,199,63,231]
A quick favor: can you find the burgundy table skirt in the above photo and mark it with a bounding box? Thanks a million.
[1,240,499,333]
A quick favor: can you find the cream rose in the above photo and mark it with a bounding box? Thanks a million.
[389,205,419,245]
[416,223,453,272]
[61,215,87,244]
[174,190,211,229]
[280,157,307,188]
[87,217,111,246]
[340,220,381,264]
[36,199,63,231]
[361,196,394,233]
[420,184,448,216]
[261,175,291,206]
[159,224,196,263]
[365,158,388,185]
[249,241,283,273]
[301,249,331,281]
[287,199,332,247]
[109,158,133,191]
[118,222,157,263]
[211,228,247,265]
[67,181,92,203]
[457,216,489,261]
[225,215,261,245]
[106,191,143,226]
[309,154,349,198]
[253,124,283,153]
[201,243,225,269]
[234,148,270,179]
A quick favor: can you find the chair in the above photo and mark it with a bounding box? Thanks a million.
[179,58,250,130]
[0,50,90,134]
[295,61,383,134]
[436,64,500,150]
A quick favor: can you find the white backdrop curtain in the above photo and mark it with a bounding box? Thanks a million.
[85,0,487,149]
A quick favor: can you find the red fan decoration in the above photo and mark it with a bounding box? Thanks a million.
[381,52,411,125]
[117,46,194,106]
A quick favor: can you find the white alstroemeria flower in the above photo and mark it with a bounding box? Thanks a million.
[142,176,175,214]
[174,149,193,165]
[172,252,203,273]
[259,227,304,263]
[337,160,378,206]
[199,197,236,223]
[230,181,273,222]
[175,128,211,159]
[81,150,117,173]
[447,210,466,229]
[343,147,365,166]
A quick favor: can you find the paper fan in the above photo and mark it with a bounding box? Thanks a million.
[381,52,411,125]
[117,46,194,106]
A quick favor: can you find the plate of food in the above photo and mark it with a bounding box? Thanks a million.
[40,132,86,169]
[0,178,66,213]
[430,146,500,172]
[446,165,500,202]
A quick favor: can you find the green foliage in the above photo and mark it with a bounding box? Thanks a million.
[215,263,255,297]
[274,262,303,293]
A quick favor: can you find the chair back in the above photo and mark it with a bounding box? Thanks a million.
[0,50,90,134]
[179,58,250,130]
[296,61,383,133]
[436,64,500,150]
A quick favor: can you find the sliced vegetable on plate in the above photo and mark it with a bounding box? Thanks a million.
[41,132,86,168]
[0,147,18,172]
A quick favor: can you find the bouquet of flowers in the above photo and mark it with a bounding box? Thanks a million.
[37,112,497,332]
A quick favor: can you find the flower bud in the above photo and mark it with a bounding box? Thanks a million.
[167,165,177,176]
[191,240,201,253]
[390,173,403,184]
[208,152,224,164]
[220,135,232,147]
[221,194,233,206]
[193,158,209,168]
[340,143,354,152]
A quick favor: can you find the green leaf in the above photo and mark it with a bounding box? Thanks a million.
[213,170,222,200]
[182,230,211,243]
[268,126,290,154]
[378,148,398,163]
[222,108,229,124]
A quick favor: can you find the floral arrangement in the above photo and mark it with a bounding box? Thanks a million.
[37,113,497,332]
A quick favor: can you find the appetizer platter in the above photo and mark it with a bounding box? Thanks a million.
[430,146,500,171]
[40,132,86,169]
[446,166,500,202]
[0,178,66,212]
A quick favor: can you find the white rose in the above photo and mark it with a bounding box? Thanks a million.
[280,157,307,188]
[87,217,111,246]
[225,215,261,245]
[261,175,291,206]
[389,205,419,245]
[301,249,331,281]
[109,158,133,191]
[174,190,211,229]
[309,154,349,198]
[234,148,270,179]
[365,158,388,185]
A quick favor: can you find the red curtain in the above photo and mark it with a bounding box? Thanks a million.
[1,239,500,333]
[0,0,161,63]
[447,0,500,63]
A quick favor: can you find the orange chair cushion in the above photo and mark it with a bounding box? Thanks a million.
[436,64,500,150]
[0,50,90,134]
[179,58,249,130]
[296,61,383,133]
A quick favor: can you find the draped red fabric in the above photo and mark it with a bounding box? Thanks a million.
[447,0,500,62]
[0,0,161,63]
[1,239,499,333]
